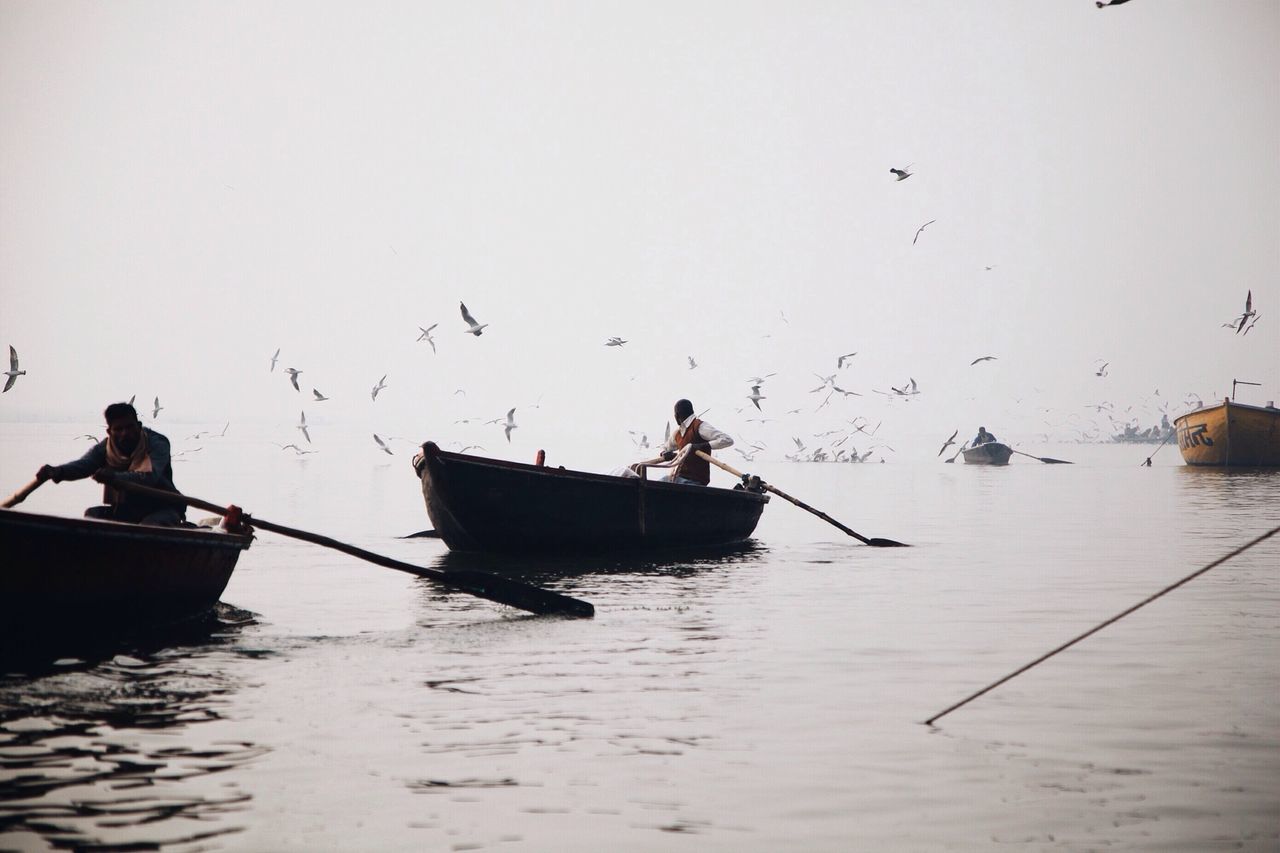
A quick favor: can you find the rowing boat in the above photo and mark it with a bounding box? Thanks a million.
[961,442,1013,465]
[412,442,769,553]
[1173,398,1280,466]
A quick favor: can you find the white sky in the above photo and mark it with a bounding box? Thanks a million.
[2,1,1277,461]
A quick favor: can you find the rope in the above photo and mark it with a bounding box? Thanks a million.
[924,523,1280,726]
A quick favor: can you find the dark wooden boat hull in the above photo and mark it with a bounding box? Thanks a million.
[414,442,769,553]
[962,442,1013,465]
[0,508,252,638]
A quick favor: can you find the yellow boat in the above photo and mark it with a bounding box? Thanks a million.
[1173,398,1280,466]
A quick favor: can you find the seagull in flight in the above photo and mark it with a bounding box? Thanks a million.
[688,356,698,370]
[810,373,837,393]
[284,368,302,391]
[889,166,912,181]
[837,352,857,369]
[1242,314,1261,335]
[937,429,959,457]
[1235,290,1256,334]
[417,324,438,353]
[606,337,627,347]
[502,408,517,442]
[312,389,329,401]
[912,219,936,246]
[1095,361,1109,377]
[3,346,24,393]
[297,411,311,443]
[276,443,316,455]
[371,375,387,401]
[270,348,280,372]
[747,385,766,410]
[970,356,998,366]
[746,373,776,385]
[373,434,393,456]
[152,397,163,419]
[460,302,488,336]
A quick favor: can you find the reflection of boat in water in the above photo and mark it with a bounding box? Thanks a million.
[961,442,1013,465]
[432,539,767,579]
[412,442,769,554]
[1173,398,1280,466]
[0,508,252,640]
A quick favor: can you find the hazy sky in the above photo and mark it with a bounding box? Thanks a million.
[2,2,1277,461]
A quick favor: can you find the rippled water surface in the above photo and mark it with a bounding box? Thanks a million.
[2,426,1277,851]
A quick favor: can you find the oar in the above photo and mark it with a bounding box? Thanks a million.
[943,444,967,464]
[1010,448,1073,465]
[1140,432,1173,467]
[694,450,909,547]
[107,479,593,618]
[2,478,43,509]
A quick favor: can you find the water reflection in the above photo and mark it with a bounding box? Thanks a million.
[0,604,268,850]
[1174,466,1280,536]
[430,539,768,580]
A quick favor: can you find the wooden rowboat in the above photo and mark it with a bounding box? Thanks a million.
[961,442,1013,465]
[0,508,252,640]
[1174,398,1280,466]
[412,442,769,553]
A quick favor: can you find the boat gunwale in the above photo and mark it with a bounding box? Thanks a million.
[1173,399,1279,422]
[1,507,254,551]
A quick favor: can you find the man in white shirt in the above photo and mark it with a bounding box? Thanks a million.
[653,399,734,485]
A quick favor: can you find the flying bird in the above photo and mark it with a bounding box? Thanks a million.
[688,356,698,370]
[297,411,311,443]
[270,348,280,372]
[312,389,329,401]
[747,385,766,410]
[912,219,936,246]
[937,429,959,457]
[502,408,517,442]
[284,368,302,391]
[1095,361,1109,377]
[460,302,488,336]
[1096,0,1133,7]
[373,434,393,456]
[605,337,627,347]
[1235,290,1256,334]
[970,356,998,366]
[746,373,776,385]
[3,346,24,393]
[152,397,163,419]
[837,352,857,369]
[1242,314,1261,335]
[371,375,387,401]
[889,166,912,181]
[417,324,438,353]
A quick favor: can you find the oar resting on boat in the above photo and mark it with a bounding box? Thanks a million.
[105,477,594,618]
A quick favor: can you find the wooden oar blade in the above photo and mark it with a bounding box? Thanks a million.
[1039,457,1073,464]
[438,569,595,617]
[866,537,911,547]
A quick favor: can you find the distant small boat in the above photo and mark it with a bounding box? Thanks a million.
[0,508,252,640]
[962,442,1013,465]
[412,442,769,553]
[1173,398,1280,466]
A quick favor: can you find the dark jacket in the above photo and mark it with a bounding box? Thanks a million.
[50,428,184,520]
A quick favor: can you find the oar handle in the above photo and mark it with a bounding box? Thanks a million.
[105,478,594,617]
[2,478,43,509]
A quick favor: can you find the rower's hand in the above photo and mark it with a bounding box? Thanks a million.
[36,464,56,483]
[660,450,676,462]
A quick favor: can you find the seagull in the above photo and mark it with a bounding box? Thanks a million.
[747,385,766,410]
[889,166,912,181]
[502,408,517,442]
[128,395,136,406]
[312,389,329,401]
[284,368,302,391]
[1243,314,1261,335]
[1235,290,1256,334]
[373,434,393,455]
[371,375,387,401]
[276,443,316,455]
[937,429,959,457]
[417,324,438,353]
[3,346,24,393]
[688,356,698,370]
[1095,361,1109,377]
[746,373,776,385]
[837,352,857,369]
[297,411,311,443]
[605,337,627,347]
[970,356,998,365]
[810,372,837,393]
[460,302,488,336]
[912,219,936,246]
[75,433,97,441]
[152,397,163,419]
[270,348,280,372]
[792,437,806,452]
[831,384,862,397]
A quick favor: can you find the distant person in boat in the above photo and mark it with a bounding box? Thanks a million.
[623,399,733,485]
[971,426,998,446]
[35,402,185,525]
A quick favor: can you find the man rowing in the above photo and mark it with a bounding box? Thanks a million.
[971,426,998,446]
[35,402,185,525]
[636,399,734,485]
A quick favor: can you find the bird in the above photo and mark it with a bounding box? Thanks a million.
[810,373,837,393]
[127,395,136,406]
[747,385,766,410]
[373,434,393,456]
[1096,0,1133,7]
[75,433,97,441]
[297,411,311,443]
[371,375,387,401]
[746,373,776,385]
[605,337,627,347]
[312,389,329,401]
[152,397,163,419]
[270,348,280,372]
[831,384,862,397]
[460,302,488,336]
[937,429,959,457]
[284,368,302,391]
[688,356,698,370]
[1235,290,1256,334]
[1243,314,1261,335]
[837,352,857,369]
[889,166,912,181]
[912,219,936,246]
[417,324,438,353]
[970,356,998,366]
[3,346,24,393]
[1095,361,1109,377]
[792,437,806,452]
[275,443,315,455]
[502,408,517,442]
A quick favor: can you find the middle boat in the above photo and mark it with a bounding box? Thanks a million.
[412,442,769,554]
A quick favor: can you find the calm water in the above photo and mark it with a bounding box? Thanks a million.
[1,425,1277,851]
